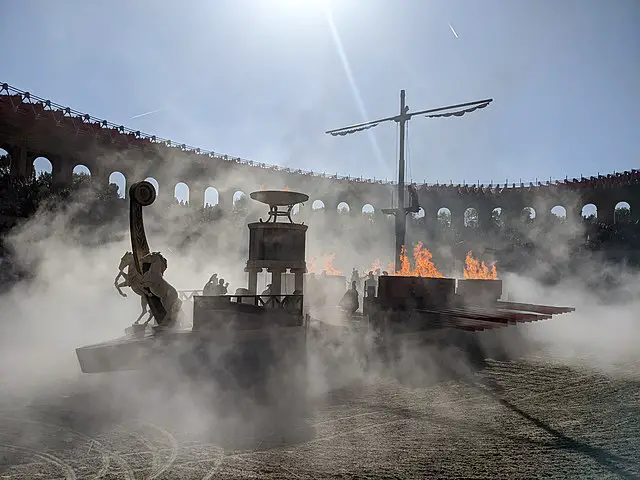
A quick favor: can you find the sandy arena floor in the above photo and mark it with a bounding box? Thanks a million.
[1,353,639,479]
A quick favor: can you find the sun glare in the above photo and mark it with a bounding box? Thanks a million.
[273,0,328,12]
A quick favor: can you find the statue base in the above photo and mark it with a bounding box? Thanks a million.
[125,324,147,337]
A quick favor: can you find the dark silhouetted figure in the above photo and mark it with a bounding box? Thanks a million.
[382,184,420,216]
[210,278,228,296]
[406,184,420,214]
[350,268,361,290]
[364,271,376,293]
[282,289,302,312]
[261,284,273,305]
[339,281,359,314]
[350,268,359,282]
[203,273,218,296]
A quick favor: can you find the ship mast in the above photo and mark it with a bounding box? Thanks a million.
[326,90,493,272]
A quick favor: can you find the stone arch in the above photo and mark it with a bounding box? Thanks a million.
[312,200,325,211]
[0,147,9,170]
[204,186,219,207]
[175,182,190,204]
[34,156,53,178]
[491,207,504,227]
[521,207,536,223]
[337,201,350,214]
[72,164,91,176]
[145,177,159,195]
[551,205,567,219]
[464,207,479,228]
[232,190,248,210]
[412,207,425,220]
[581,203,597,221]
[614,201,630,224]
[362,203,375,215]
[437,207,452,227]
[108,171,126,198]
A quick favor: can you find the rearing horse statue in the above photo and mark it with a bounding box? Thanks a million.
[139,252,182,328]
[114,251,153,325]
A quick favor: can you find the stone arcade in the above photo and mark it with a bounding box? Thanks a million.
[1,83,638,228]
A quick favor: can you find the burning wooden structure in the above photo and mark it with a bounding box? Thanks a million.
[363,276,574,334]
[306,239,573,336]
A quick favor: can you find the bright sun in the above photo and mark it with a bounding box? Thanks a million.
[273,0,328,11]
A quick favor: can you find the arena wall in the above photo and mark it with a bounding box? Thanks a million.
[1,83,638,228]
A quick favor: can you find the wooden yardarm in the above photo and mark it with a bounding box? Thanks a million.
[325,91,493,271]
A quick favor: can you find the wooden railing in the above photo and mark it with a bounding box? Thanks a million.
[178,289,203,302]
[181,290,304,315]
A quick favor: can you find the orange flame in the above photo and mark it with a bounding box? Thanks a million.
[307,256,317,274]
[259,184,266,190]
[464,251,498,279]
[283,185,290,191]
[361,259,383,273]
[322,253,343,276]
[413,243,444,278]
[391,242,443,278]
[307,254,343,276]
[395,245,413,276]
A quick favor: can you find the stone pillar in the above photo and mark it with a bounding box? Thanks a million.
[597,200,616,225]
[291,267,305,293]
[267,267,284,296]
[8,146,32,178]
[189,185,207,210]
[535,200,552,225]
[166,183,179,205]
[244,267,261,294]
[89,163,109,188]
[499,207,510,227]
[567,205,581,224]
[479,207,494,231]
[452,211,464,233]
[218,189,233,212]
[422,214,435,232]
[51,157,73,190]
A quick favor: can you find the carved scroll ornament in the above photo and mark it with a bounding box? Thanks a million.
[128,181,168,324]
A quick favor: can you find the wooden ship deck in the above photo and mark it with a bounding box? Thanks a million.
[76,184,575,378]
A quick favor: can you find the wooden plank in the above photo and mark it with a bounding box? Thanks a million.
[496,301,575,315]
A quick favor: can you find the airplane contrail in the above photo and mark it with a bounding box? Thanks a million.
[130,108,164,119]
[448,22,459,39]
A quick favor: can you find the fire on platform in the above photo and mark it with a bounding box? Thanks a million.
[306,243,497,280]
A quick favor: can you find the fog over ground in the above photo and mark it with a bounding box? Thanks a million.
[0,160,638,449]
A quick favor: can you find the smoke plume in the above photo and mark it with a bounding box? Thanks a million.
[0,152,638,455]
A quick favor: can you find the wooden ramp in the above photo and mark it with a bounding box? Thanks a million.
[410,302,575,332]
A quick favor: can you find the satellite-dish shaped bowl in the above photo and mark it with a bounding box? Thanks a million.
[250,190,309,207]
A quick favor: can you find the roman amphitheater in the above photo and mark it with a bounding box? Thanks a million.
[0,82,638,479]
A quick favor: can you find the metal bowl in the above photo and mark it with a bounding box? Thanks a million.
[250,190,309,206]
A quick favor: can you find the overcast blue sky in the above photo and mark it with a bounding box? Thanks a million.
[1,0,639,188]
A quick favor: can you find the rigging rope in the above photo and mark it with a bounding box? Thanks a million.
[393,122,399,208]
[406,121,413,184]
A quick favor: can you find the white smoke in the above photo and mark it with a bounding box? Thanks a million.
[0,154,638,456]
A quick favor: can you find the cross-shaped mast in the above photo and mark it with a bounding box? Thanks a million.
[326,90,493,272]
